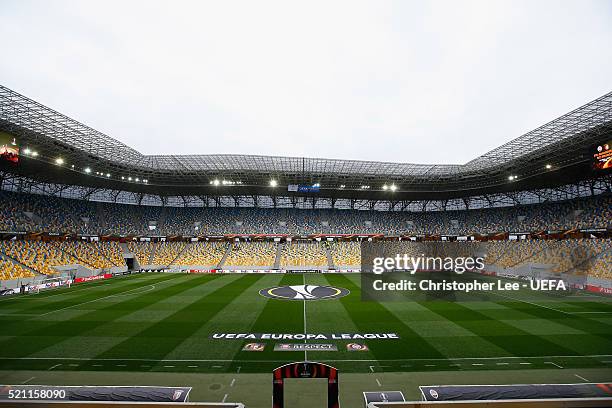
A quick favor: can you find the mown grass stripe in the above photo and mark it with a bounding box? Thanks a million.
[306,274,378,362]
[326,274,446,360]
[0,276,134,305]
[0,274,213,358]
[494,297,612,332]
[94,274,263,361]
[552,300,612,314]
[0,274,181,332]
[164,274,285,361]
[418,301,580,357]
[0,274,170,315]
[230,274,304,362]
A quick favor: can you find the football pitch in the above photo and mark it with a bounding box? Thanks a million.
[0,272,611,405]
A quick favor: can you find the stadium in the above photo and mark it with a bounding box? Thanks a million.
[0,82,610,407]
[1,1,612,406]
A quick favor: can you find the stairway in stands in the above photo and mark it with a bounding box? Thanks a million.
[148,241,158,265]
[168,243,189,267]
[325,243,335,270]
[216,243,232,269]
[273,243,283,269]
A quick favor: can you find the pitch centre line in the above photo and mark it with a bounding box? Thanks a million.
[303,273,308,362]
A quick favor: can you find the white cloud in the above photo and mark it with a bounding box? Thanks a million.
[1,0,611,164]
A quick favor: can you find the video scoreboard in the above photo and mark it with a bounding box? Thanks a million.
[594,141,611,170]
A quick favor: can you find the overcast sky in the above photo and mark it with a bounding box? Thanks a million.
[1,0,611,164]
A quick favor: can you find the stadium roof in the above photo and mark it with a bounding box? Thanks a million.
[0,84,611,201]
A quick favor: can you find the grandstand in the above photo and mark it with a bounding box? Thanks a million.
[0,85,610,408]
[174,241,228,267]
[0,189,609,236]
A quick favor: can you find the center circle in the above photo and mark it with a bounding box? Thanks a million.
[259,284,350,301]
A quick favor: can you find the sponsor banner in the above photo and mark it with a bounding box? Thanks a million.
[74,274,112,284]
[274,343,337,351]
[346,343,369,352]
[0,288,19,297]
[242,343,266,352]
[480,270,497,277]
[28,279,72,292]
[211,332,400,340]
[188,269,213,274]
[586,285,612,295]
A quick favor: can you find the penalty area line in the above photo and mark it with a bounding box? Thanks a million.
[38,275,183,317]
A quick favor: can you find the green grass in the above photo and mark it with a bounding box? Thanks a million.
[0,272,610,377]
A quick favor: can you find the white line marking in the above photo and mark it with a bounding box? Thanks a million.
[472,363,484,366]
[369,365,375,373]
[38,275,182,317]
[163,365,175,368]
[188,365,198,368]
[496,363,509,366]
[47,364,61,371]
[519,362,531,365]
[546,361,564,369]
[109,285,156,297]
[21,377,35,384]
[375,378,382,387]
[236,366,241,373]
[0,282,108,303]
[493,292,571,315]
[230,378,235,387]
[425,364,436,367]
[221,394,228,403]
[92,364,103,367]
[575,374,590,382]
